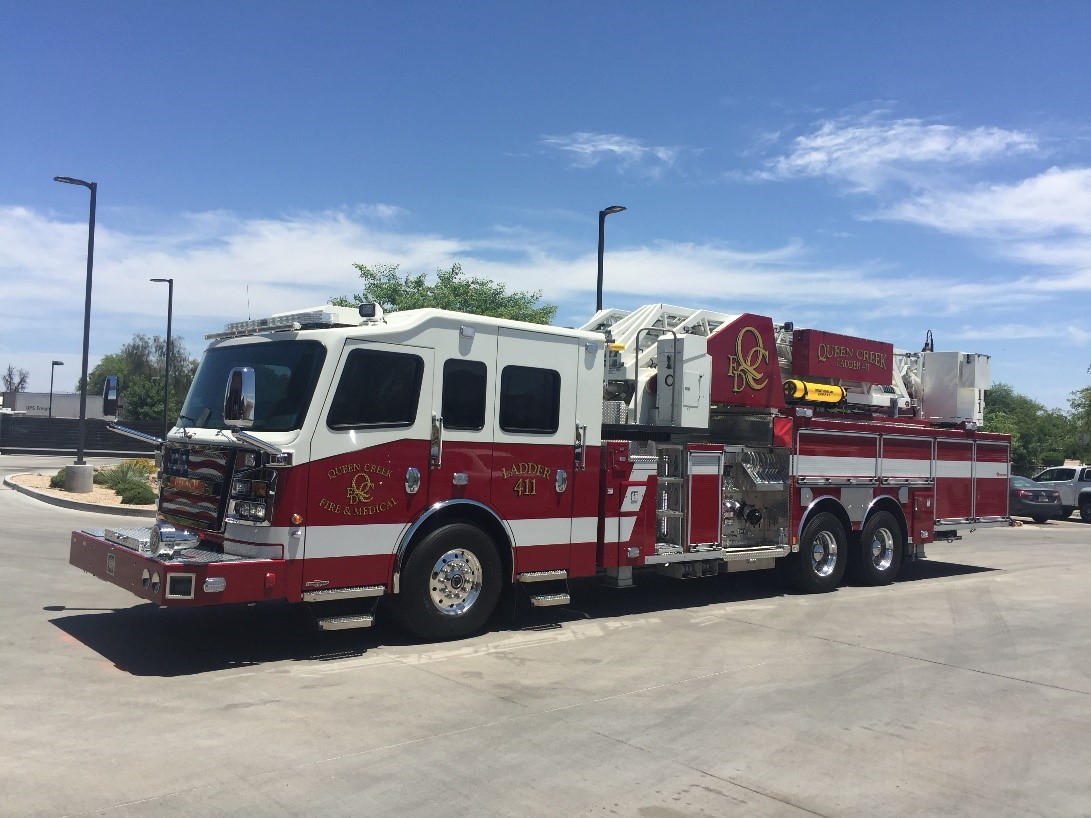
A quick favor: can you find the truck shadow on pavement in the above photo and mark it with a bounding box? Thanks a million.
[48,558,994,678]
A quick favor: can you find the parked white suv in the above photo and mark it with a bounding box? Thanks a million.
[1031,465,1091,521]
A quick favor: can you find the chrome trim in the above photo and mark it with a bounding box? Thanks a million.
[555,468,568,493]
[165,572,196,600]
[316,614,374,630]
[302,585,385,603]
[393,499,513,589]
[107,423,163,446]
[797,496,849,547]
[405,466,421,494]
[232,430,293,466]
[517,570,568,582]
[644,544,789,565]
[430,413,443,468]
[529,593,570,607]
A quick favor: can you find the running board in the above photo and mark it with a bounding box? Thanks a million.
[644,544,791,565]
[302,585,385,603]
[529,593,571,607]
[517,570,568,583]
[316,614,374,631]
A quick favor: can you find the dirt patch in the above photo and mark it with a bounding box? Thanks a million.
[8,471,156,509]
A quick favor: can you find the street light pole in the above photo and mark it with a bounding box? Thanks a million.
[49,360,64,419]
[53,176,97,466]
[596,205,626,313]
[150,278,174,438]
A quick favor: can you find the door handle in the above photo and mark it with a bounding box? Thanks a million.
[430,413,442,469]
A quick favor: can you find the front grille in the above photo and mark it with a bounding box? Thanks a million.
[160,444,235,531]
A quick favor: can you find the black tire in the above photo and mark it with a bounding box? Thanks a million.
[1080,503,1091,523]
[392,523,502,641]
[850,511,903,585]
[1032,516,1049,524]
[783,512,848,593]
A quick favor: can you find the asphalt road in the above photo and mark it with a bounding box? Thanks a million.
[2,454,1089,817]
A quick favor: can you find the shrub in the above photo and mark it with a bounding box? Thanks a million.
[49,468,65,489]
[117,480,157,505]
[99,459,156,490]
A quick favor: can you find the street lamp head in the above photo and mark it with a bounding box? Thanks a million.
[53,176,95,189]
[150,277,173,284]
[601,205,626,217]
[52,360,64,366]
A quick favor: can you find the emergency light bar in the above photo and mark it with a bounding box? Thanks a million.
[205,304,380,340]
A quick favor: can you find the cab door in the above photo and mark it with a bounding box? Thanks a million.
[426,325,498,510]
[304,341,435,590]
[492,327,580,574]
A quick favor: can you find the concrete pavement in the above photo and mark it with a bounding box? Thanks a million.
[1,465,1089,816]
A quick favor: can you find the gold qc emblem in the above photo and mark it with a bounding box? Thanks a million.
[346,472,374,504]
[727,326,769,392]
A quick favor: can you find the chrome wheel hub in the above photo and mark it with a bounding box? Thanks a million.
[429,548,484,616]
[810,531,839,577]
[867,527,894,571]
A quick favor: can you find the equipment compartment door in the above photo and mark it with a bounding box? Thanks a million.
[493,327,580,575]
[304,342,435,591]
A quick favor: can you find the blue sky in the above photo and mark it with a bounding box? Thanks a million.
[2,2,1089,410]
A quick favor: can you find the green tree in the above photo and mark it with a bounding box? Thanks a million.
[983,383,1072,474]
[1067,384,1091,463]
[332,262,557,324]
[3,364,29,392]
[85,334,199,422]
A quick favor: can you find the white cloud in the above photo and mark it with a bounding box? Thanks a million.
[540,132,690,178]
[0,204,1079,392]
[763,114,1037,191]
[953,322,1091,345]
[884,166,1091,238]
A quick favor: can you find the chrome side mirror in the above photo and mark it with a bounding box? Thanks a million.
[224,367,256,428]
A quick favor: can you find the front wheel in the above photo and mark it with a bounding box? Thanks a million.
[783,512,848,593]
[393,523,502,641]
[1032,516,1049,524]
[850,511,903,585]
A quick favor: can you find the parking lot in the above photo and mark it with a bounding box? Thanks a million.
[2,455,1090,817]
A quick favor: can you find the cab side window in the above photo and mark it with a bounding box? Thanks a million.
[442,359,487,431]
[499,365,560,434]
[327,349,424,429]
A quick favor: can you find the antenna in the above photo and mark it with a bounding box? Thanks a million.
[247,285,251,320]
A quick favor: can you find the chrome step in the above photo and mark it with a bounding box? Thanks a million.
[302,585,385,603]
[316,614,374,631]
[529,593,571,608]
[517,569,568,583]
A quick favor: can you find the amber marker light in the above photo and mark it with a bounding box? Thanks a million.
[291,513,303,525]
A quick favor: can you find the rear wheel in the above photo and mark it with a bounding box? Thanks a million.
[1032,515,1049,524]
[850,511,903,585]
[1080,502,1091,523]
[783,512,847,593]
[393,523,502,641]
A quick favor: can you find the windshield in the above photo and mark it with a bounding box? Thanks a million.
[180,340,327,431]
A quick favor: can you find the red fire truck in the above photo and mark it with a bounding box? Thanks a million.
[71,301,1009,640]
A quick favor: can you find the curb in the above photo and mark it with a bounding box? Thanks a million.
[3,474,157,518]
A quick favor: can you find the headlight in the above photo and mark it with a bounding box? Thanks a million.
[234,500,267,522]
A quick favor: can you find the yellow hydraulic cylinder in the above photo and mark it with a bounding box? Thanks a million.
[783,379,846,404]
